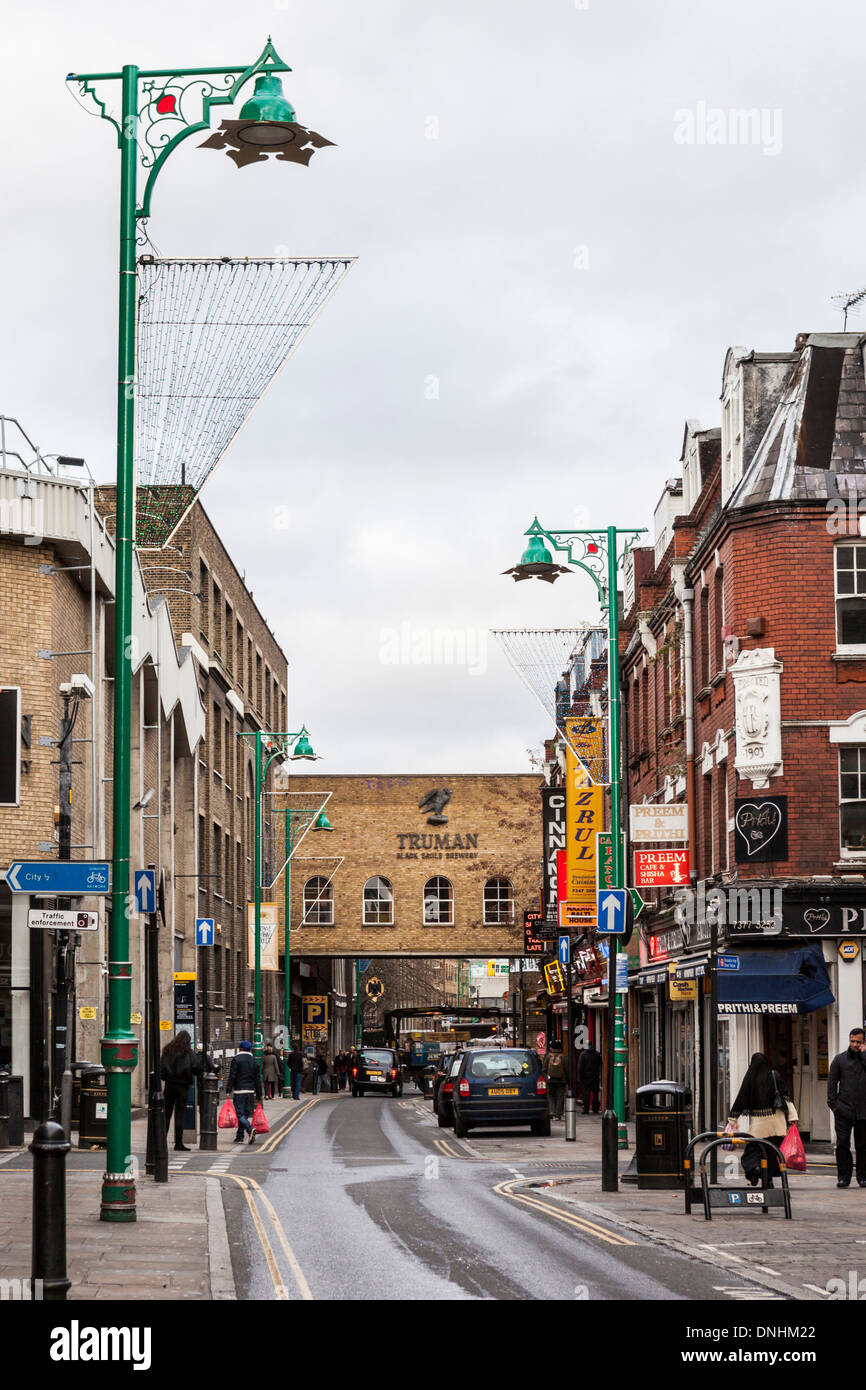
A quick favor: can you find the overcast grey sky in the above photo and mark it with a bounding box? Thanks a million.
[2,0,863,771]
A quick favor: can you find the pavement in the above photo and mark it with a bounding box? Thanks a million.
[0,1090,858,1301]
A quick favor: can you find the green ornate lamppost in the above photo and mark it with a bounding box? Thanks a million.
[67,39,332,1223]
[504,518,646,1192]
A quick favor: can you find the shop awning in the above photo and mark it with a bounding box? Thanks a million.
[717,947,834,1016]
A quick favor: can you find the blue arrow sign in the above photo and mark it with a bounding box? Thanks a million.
[5,861,110,894]
[196,918,215,946]
[717,955,740,971]
[596,888,628,934]
[134,869,156,914]
[558,935,570,966]
[358,958,372,973]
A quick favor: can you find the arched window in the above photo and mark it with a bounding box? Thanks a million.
[303,876,333,926]
[423,877,453,925]
[484,877,513,925]
[363,876,393,926]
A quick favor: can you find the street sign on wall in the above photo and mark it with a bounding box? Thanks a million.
[29,909,98,931]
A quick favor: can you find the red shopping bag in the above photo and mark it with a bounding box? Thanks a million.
[780,1123,806,1172]
[252,1103,270,1135]
[218,1098,238,1130]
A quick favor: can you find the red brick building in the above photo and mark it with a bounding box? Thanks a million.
[621,333,866,1139]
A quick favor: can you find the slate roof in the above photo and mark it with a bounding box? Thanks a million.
[728,333,866,510]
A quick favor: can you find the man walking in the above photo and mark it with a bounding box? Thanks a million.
[578,1042,602,1115]
[226,1040,263,1145]
[315,1050,329,1094]
[543,1041,567,1121]
[287,1042,305,1101]
[827,1027,866,1188]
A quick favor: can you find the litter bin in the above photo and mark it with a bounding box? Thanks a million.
[0,1069,24,1148]
[635,1080,692,1189]
[71,1060,97,1126]
[78,1065,108,1148]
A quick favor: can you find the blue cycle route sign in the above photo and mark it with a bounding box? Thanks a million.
[5,862,110,895]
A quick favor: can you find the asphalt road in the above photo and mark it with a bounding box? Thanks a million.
[224,1091,780,1301]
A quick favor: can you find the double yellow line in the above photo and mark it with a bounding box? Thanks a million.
[220,1173,313,1300]
[493,1177,635,1247]
[255,1097,318,1155]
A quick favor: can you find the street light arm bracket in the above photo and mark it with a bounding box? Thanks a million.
[67,39,300,218]
[522,520,648,609]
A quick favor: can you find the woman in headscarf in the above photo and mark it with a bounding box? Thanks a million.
[727,1052,797,1185]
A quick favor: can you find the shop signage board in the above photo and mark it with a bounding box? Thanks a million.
[541,788,567,923]
[839,941,860,960]
[564,718,604,926]
[717,955,740,971]
[634,849,690,888]
[734,797,788,863]
[629,804,688,843]
[523,909,549,955]
[543,960,566,994]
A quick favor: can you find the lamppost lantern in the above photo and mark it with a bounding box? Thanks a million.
[200,61,335,169]
[502,532,572,584]
[291,731,317,760]
[313,809,334,832]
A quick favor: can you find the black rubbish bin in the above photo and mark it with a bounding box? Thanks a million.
[0,1070,25,1148]
[78,1066,108,1148]
[71,1060,96,1126]
[635,1080,692,1189]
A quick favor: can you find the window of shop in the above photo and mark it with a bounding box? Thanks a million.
[839,746,866,853]
[638,999,658,1087]
[835,543,866,650]
[423,877,453,925]
[363,877,393,926]
[665,1004,694,1091]
[483,878,513,924]
[304,876,334,925]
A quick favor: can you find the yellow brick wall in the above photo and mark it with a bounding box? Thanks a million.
[279,774,543,957]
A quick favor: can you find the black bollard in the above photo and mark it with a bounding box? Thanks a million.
[601,1109,619,1192]
[151,1090,168,1183]
[199,1073,218,1152]
[30,1121,71,1301]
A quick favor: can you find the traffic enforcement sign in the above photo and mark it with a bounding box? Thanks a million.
[28,909,98,931]
[597,889,629,934]
[196,918,215,946]
[558,935,570,966]
[134,869,156,914]
[5,861,109,894]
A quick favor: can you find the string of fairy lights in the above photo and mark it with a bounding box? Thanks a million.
[135,255,355,545]
[492,626,610,783]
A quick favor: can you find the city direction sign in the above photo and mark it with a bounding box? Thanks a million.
[5,862,110,894]
[29,909,99,931]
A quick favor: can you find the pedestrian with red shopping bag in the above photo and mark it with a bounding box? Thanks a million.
[727,1052,797,1187]
[226,1040,263,1145]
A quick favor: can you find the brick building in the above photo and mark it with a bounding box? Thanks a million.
[0,444,204,1115]
[621,332,866,1138]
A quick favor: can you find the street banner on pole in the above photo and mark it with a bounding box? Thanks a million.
[564,717,604,928]
[247,902,279,971]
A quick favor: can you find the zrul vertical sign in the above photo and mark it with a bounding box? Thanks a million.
[564,717,604,928]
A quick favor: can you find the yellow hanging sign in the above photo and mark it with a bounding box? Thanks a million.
[564,717,604,927]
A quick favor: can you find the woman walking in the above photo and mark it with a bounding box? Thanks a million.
[262,1045,281,1100]
[160,1029,195,1152]
[727,1052,797,1186]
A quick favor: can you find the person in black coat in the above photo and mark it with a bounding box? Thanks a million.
[227,1041,263,1144]
[827,1027,866,1188]
[287,1044,305,1101]
[160,1030,195,1151]
[578,1045,602,1114]
[728,1052,794,1186]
